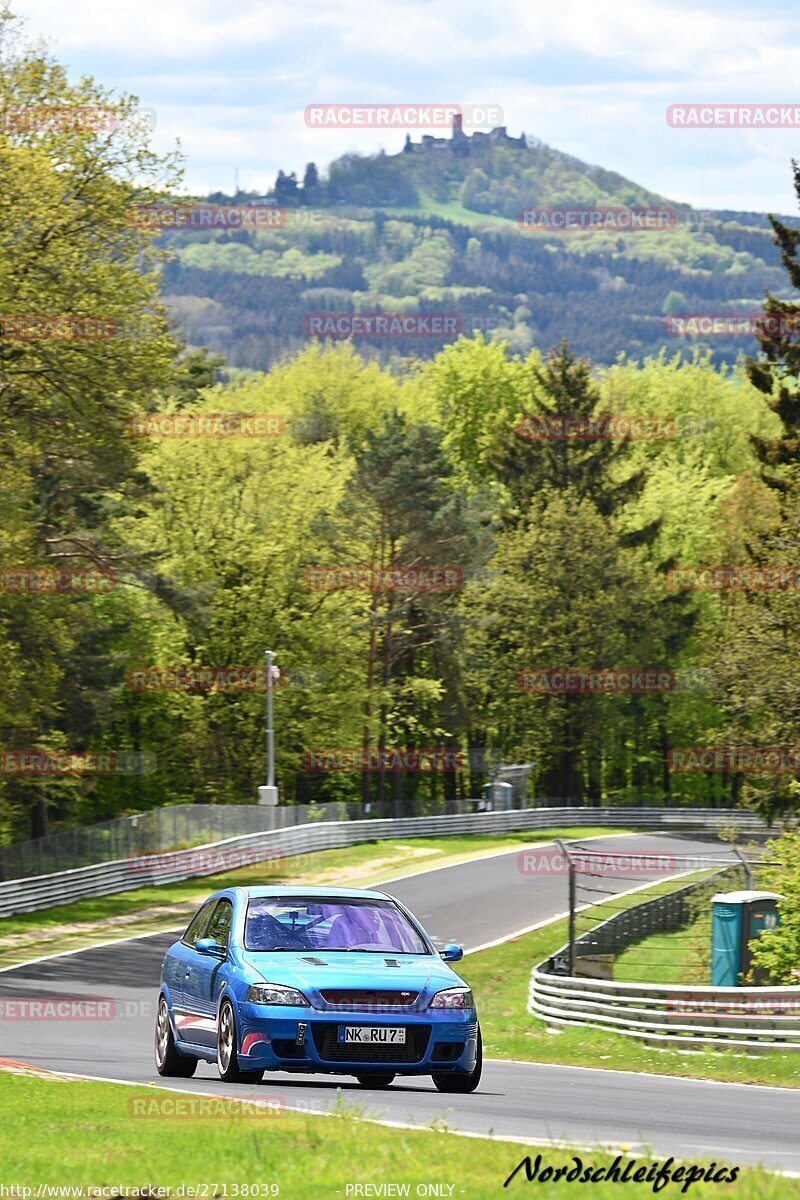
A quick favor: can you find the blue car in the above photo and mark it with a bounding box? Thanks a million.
[155,885,482,1093]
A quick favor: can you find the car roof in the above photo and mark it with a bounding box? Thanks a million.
[207,885,394,902]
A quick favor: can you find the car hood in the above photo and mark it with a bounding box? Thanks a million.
[240,950,463,996]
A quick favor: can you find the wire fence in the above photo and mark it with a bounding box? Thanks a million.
[546,836,771,983]
[0,794,511,882]
[0,797,780,885]
[0,801,358,881]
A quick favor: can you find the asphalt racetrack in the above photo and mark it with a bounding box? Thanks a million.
[3,833,799,1171]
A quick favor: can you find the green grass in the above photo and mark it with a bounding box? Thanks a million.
[614,920,711,985]
[0,828,633,969]
[0,1073,793,1197]
[379,190,519,230]
[10,829,794,1091]
[461,909,800,1088]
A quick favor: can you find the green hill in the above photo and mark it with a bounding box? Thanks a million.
[160,125,797,370]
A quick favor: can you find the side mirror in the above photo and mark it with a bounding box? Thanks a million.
[196,937,226,958]
[439,943,463,962]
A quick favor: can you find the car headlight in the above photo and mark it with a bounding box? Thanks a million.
[246,984,310,1006]
[429,987,474,1009]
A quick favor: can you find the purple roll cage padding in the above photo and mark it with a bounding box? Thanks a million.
[244,899,428,954]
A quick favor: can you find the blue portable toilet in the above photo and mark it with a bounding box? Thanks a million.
[711,891,782,987]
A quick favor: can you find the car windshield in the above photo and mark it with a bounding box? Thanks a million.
[244,896,430,954]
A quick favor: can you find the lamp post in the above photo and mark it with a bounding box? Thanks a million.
[258,649,279,805]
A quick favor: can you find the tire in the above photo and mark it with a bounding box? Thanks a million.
[355,1073,396,1088]
[217,998,264,1084]
[155,995,197,1077]
[432,1026,482,1094]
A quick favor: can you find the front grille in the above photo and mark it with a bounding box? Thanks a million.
[320,989,419,1010]
[311,1023,431,1063]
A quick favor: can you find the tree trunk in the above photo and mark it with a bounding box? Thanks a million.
[31,790,49,839]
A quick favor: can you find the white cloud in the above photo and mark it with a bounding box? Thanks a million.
[11,0,800,210]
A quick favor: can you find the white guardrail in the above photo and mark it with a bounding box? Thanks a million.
[0,805,774,919]
[528,968,800,1053]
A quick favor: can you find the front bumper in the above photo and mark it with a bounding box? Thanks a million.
[237,1002,479,1074]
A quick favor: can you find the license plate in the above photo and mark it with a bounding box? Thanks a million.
[337,1025,406,1045]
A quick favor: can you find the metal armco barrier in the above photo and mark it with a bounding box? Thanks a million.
[529,858,799,1052]
[0,806,777,918]
[529,969,800,1052]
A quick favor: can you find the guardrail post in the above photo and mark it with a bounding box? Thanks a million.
[555,838,576,975]
[732,844,753,889]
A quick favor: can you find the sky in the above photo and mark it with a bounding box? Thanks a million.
[13,0,800,214]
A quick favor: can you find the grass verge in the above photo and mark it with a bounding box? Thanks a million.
[461,908,800,1088]
[0,1072,794,1197]
[0,828,633,969]
[614,919,711,985]
[10,830,790,1092]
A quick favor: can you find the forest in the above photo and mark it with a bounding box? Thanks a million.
[4,13,800,842]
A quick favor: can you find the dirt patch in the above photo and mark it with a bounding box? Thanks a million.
[0,846,440,952]
[288,844,440,887]
[0,902,198,951]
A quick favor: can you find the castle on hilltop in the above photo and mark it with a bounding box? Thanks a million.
[403,113,527,155]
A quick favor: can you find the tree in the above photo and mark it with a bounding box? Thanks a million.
[333,412,490,815]
[708,162,800,819]
[302,162,322,202]
[465,489,668,803]
[491,343,650,520]
[747,159,800,488]
[274,170,300,205]
[0,8,182,835]
[748,832,800,983]
[662,290,687,316]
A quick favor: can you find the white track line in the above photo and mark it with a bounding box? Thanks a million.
[483,1056,800,1095]
[464,867,711,954]
[4,1064,798,1177]
[0,926,185,974]
[0,832,644,974]
[370,830,639,889]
